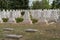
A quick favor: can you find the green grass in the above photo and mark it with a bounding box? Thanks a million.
[0,23,60,40]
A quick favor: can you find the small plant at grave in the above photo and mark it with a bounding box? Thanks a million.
[15,18,24,23]
[30,15,38,24]
[2,18,8,22]
[31,19,38,24]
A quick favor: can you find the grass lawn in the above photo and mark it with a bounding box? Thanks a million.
[0,23,60,40]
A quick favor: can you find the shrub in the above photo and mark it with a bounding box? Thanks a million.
[2,18,8,22]
[15,18,24,23]
[31,19,38,24]
[21,11,25,16]
[30,15,38,24]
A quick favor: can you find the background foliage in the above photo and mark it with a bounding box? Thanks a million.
[0,0,60,9]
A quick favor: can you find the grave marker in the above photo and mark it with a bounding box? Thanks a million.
[8,10,16,23]
[5,34,23,40]
[22,10,32,24]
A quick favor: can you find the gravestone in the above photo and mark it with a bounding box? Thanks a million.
[1,10,3,18]
[25,29,38,32]
[3,28,14,34]
[8,10,16,23]
[30,10,41,19]
[12,10,17,18]
[12,10,21,18]
[48,10,53,21]
[0,10,3,23]
[22,10,32,24]
[37,10,42,19]
[3,28,14,31]
[43,9,50,21]
[57,9,60,23]
[57,16,60,23]
[49,10,57,23]
[15,10,21,18]
[6,10,10,18]
[2,10,6,18]
[37,10,48,24]
[5,34,23,40]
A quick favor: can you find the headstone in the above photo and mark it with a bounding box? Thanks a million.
[15,10,21,18]
[3,28,14,31]
[22,10,32,24]
[12,10,21,18]
[37,10,48,24]
[48,10,51,20]
[57,9,60,23]
[12,10,17,18]
[3,28,14,34]
[6,10,10,18]
[25,29,38,32]
[37,10,42,19]
[8,10,16,23]
[0,10,3,23]
[49,10,57,23]
[30,10,41,19]
[2,10,7,18]
[5,34,23,40]
[43,9,51,21]
[1,10,3,18]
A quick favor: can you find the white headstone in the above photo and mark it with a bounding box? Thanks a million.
[6,10,10,18]
[37,10,42,19]
[8,10,16,23]
[0,10,3,23]
[43,10,51,21]
[22,10,32,24]
[12,10,21,18]
[57,9,60,23]
[49,10,57,22]
[15,10,21,18]
[37,10,48,24]
[30,10,41,19]
[2,10,6,18]
[12,10,16,18]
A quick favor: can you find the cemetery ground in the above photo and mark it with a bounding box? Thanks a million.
[0,23,60,40]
